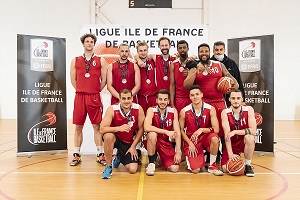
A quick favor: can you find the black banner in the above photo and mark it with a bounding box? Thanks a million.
[17,34,67,155]
[228,35,274,152]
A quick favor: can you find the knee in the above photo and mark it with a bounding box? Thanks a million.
[75,125,83,133]
[191,168,200,174]
[103,133,115,143]
[147,132,157,143]
[245,134,255,144]
[128,166,138,174]
[211,137,219,146]
[169,165,179,173]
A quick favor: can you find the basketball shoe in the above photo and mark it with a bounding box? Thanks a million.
[146,163,155,176]
[245,165,255,177]
[102,166,112,179]
[208,162,224,176]
[96,153,106,165]
[69,153,81,166]
[112,155,121,168]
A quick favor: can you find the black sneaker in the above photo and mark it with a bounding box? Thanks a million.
[245,165,255,177]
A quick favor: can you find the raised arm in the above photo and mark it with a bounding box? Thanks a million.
[220,63,239,89]
[183,68,197,89]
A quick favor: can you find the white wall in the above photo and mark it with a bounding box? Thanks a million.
[0,0,299,120]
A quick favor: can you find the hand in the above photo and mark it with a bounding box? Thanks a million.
[119,124,132,132]
[188,143,198,158]
[225,131,235,141]
[190,129,202,142]
[166,131,176,139]
[229,154,240,161]
[182,68,189,77]
[174,151,182,164]
[126,146,138,161]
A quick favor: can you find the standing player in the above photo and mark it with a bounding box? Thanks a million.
[136,42,157,113]
[69,33,107,166]
[135,37,176,92]
[184,43,239,151]
[211,41,245,106]
[100,89,145,179]
[107,43,141,105]
[144,89,182,176]
[179,85,223,175]
[221,89,256,177]
[170,40,191,112]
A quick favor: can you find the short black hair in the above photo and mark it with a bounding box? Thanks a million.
[177,40,189,49]
[198,43,210,52]
[189,85,202,93]
[156,89,170,98]
[80,33,97,44]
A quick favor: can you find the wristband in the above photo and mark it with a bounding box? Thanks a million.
[209,127,214,133]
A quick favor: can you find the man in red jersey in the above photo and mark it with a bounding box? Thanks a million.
[135,37,176,91]
[221,89,256,177]
[184,43,239,154]
[100,89,145,179]
[107,43,141,105]
[170,40,191,113]
[179,85,223,175]
[144,89,181,176]
[136,42,157,113]
[69,33,107,166]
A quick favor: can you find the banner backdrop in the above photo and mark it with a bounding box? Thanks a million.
[78,25,209,154]
[228,35,274,153]
[17,34,67,155]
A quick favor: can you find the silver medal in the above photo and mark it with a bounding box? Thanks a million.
[163,76,168,81]
[122,79,127,84]
[128,121,133,127]
[85,73,90,78]
[179,67,184,72]
[146,79,151,84]
[202,70,208,76]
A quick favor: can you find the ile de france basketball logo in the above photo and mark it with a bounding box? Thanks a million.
[27,112,57,145]
[239,39,261,72]
[30,39,54,72]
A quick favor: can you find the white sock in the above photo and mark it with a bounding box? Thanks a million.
[210,154,217,165]
[97,146,103,155]
[74,147,80,155]
[245,159,251,165]
[113,148,118,155]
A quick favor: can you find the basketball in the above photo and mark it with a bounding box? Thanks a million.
[226,157,245,176]
[217,77,233,94]
[255,112,263,125]
[93,43,119,65]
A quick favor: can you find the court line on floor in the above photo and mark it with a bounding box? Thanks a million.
[275,148,300,159]
[0,140,16,146]
[137,156,146,200]
[275,140,300,150]
[0,148,16,155]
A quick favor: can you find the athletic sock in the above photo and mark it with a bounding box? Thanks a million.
[245,159,251,165]
[210,154,217,165]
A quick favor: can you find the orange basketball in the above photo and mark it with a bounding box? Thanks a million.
[93,43,119,65]
[217,77,233,94]
[255,112,263,125]
[226,157,245,176]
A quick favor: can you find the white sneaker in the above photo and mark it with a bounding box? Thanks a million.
[146,163,155,176]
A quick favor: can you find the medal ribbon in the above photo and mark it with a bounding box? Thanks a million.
[191,103,204,128]
[232,106,243,130]
[157,106,167,129]
[118,61,128,80]
[162,57,170,77]
[83,53,94,74]
[120,105,132,123]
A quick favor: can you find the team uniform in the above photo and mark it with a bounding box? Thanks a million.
[111,103,141,165]
[172,58,191,113]
[111,61,137,105]
[155,55,176,91]
[73,55,103,125]
[183,103,219,171]
[151,106,178,169]
[221,106,250,166]
[194,60,227,137]
[137,59,157,113]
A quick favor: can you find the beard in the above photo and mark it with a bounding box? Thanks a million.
[199,55,210,64]
[161,48,169,55]
[180,52,188,59]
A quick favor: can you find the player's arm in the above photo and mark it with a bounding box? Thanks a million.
[229,107,257,136]
[179,109,192,146]
[220,63,239,89]
[169,62,175,107]
[173,109,182,163]
[100,57,108,90]
[221,110,234,156]
[131,63,141,96]
[183,68,197,89]
[106,64,120,100]
[70,58,76,89]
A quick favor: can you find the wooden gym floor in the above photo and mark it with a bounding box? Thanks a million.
[0,120,299,200]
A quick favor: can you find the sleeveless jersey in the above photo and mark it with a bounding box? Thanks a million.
[183,103,212,138]
[151,106,175,141]
[155,55,176,91]
[111,60,136,103]
[225,106,250,143]
[173,58,189,98]
[75,56,102,94]
[111,103,140,144]
[194,60,224,101]
[137,59,156,95]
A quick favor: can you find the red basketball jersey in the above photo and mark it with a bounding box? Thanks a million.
[111,60,136,104]
[155,55,176,91]
[137,59,156,96]
[194,60,224,101]
[183,103,212,138]
[225,106,250,143]
[75,55,102,94]
[151,106,175,141]
[173,58,189,98]
[111,103,140,144]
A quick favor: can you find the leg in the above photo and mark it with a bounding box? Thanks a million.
[103,133,116,167]
[206,135,223,176]
[146,132,158,176]
[244,134,255,177]
[69,125,83,166]
[125,163,138,174]
[168,165,179,173]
